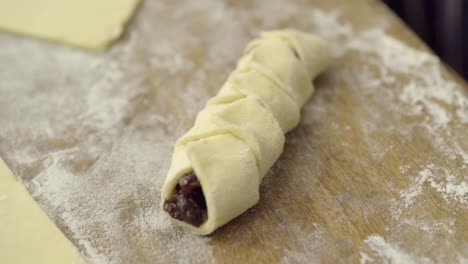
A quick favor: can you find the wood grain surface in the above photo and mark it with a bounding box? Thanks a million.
[0,0,466,263]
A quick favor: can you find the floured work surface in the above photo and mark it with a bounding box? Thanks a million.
[0,0,466,263]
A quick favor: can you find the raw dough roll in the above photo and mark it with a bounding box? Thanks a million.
[161,30,330,235]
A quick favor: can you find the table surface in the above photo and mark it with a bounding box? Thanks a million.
[0,0,467,263]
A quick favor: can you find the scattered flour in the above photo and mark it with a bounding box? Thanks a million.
[0,194,7,201]
[361,235,433,264]
[307,9,354,57]
[399,164,411,174]
[396,164,467,211]
[280,223,326,263]
[309,8,467,162]
[360,252,374,264]
[399,168,433,209]
[310,11,467,253]
[307,6,467,263]
[29,137,214,264]
[428,176,468,204]
[401,217,455,235]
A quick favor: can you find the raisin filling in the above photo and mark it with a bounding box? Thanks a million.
[163,172,207,227]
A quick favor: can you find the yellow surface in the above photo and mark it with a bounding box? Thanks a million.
[0,0,140,50]
[0,159,86,264]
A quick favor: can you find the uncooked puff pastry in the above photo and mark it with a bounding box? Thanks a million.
[161,30,330,235]
[0,0,140,50]
[0,158,86,264]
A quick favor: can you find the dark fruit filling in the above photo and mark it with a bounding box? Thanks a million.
[163,172,207,226]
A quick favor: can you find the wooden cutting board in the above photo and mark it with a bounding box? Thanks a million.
[0,0,466,263]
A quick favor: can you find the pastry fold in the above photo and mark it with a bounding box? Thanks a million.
[161,30,330,235]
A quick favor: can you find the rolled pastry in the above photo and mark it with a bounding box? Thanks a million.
[161,30,330,235]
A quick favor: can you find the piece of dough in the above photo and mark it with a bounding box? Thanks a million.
[0,0,140,50]
[161,30,330,235]
[0,158,86,264]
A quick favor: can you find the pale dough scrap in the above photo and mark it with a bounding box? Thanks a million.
[0,158,86,264]
[0,0,140,50]
[161,30,330,235]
